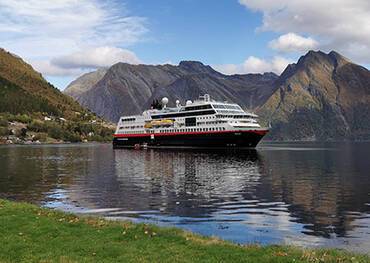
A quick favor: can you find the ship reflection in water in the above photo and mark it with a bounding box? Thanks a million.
[0,143,369,253]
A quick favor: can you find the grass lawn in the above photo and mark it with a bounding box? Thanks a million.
[0,199,368,262]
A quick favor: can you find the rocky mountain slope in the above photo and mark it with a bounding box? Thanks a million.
[258,51,370,140]
[64,68,107,98]
[64,61,278,122]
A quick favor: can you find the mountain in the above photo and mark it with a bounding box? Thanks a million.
[65,50,370,141]
[0,48,113,143]
[0,48,85,118]
[64,68,107,98]
[257,50,370,140]
[64,61,278,122]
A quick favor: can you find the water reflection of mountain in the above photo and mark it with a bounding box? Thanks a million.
[1,143,369,242]
[75,145,370,240]
[256,143,370,238]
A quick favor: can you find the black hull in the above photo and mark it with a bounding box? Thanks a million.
[113,130,267,149]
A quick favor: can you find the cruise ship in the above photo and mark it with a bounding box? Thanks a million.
[113,94,268,148]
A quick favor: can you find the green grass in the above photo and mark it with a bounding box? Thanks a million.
[0,199,368,263]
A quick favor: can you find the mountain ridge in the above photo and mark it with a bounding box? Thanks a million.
[64,50,370,141]
[257,50,370,140]
[64,60,278,122]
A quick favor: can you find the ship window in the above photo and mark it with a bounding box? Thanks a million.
[184,104,212,111]
[121,117,135,122]
[185,117,196,127]
[213,104,226,109]
[151,109,215,119]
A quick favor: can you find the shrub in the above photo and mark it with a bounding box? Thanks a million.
[8,114,32,124]
[28,120,47,133]
[63,131,81,142]
[48,125,63,140]
[0,127,9,136]
[33,133,47,142]
[15,128,27,138]
[0,118,8,127]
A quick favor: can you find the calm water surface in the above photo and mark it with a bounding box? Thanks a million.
[0,142,369,253]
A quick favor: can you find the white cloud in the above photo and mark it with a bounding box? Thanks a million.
[214,56,292,75]
[213,64,241,75]
[243,56,291,74]
[51,46,141,69]
[32,61,85,77]
[269,33,318,53]
[242,56,271,73]
[33,46,141,76]
[0,0,147,78]
[238,0,370,63]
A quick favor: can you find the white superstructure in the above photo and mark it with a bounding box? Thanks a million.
[115,94,263,136]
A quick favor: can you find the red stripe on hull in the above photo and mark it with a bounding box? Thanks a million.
[113,129,268,138]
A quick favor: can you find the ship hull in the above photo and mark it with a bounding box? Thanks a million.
[113,130,268,149]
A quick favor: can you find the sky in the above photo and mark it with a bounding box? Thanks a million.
[0,0,369,90]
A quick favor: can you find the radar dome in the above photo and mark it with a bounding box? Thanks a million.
[186,100,193,106]
[162,97,169,106]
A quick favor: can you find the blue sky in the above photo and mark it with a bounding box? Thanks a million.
[125,0,272,63]
[0,0,369,90]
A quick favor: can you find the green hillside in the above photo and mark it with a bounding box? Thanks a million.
[0,48,84,119]
[0,48,114,144]
[0,76,61,115]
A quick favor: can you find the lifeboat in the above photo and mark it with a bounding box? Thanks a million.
[160,119,173,126]
[151,120,162,127]
[149,119,173,127]
[144,122,153,128]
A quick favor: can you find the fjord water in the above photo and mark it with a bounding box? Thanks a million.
[0,143,369,253]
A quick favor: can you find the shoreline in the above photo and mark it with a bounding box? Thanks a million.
[0,140,112,146]
[0,199,368,262]
[2,140,370,146]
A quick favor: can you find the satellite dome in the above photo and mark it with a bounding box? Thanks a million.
[186,100,193,106]
[162,97,169,106]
